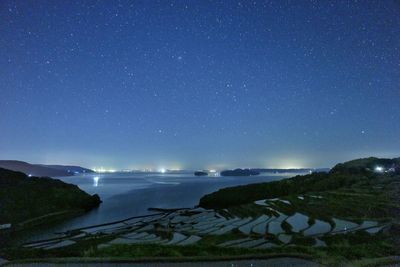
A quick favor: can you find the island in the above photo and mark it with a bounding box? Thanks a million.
[220,168,260,176]
[194,171,208,176]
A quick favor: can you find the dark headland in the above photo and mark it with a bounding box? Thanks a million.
[0,167,101,238]
[0,160,94,177]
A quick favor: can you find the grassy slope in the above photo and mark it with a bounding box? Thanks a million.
[1,235,397,266]
[199,157,399,211]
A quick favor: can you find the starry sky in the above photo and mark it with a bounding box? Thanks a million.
[1,1,399,170]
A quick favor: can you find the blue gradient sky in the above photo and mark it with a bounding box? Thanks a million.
[1,1,399,170]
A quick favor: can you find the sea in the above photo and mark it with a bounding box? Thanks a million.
[26,171,298,241]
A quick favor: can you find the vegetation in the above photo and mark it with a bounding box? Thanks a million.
[0,168,101,226]
[1,232,397,266]
[1,241,311,263]
[200,157,400,209]
[331,157,400,174]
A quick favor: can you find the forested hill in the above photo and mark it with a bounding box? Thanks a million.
[0,168,101,226]
[199,157,400,209]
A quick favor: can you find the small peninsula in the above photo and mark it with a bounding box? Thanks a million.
[0,160,94,177]
[0,168,101,233]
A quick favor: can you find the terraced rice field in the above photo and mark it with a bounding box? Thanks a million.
[22,195,390,251]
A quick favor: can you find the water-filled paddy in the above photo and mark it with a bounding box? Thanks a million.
[286,213,309,232]
[23,199,385,252]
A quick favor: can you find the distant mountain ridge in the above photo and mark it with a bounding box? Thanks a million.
[217,168,329,176]
[251,168,330,173]
[220,168,260,176]
[36,164,94,174]
[0,160,94,177]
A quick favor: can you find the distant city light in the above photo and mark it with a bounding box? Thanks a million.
[375,166,384,172]
[93,176,99,187]
[159,168,166,173]
[93,168,117,173]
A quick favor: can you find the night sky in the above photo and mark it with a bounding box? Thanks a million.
[1,1,399,170]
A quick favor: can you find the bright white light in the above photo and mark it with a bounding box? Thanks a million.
[375,166,384,172]
[93,168,116,173]
[93,176,99,187]
[28,174,32,177]
[159,168,166,174]
[209,169,217,173]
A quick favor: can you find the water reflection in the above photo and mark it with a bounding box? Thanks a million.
[93,176,99,187]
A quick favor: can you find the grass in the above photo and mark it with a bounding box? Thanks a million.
[1,234,115,260]
[10,240,394,266]
[197,231,247,245]
[2,228,396,266]
[226,203,277,218]
[349,256,400,267]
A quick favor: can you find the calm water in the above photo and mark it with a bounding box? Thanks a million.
[29,172,295,240]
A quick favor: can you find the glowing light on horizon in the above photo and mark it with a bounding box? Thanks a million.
[93,167,117,173]
[159,168,166,173]
[263,157,308,169]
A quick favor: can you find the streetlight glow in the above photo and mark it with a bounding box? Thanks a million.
[375,166,384,172]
